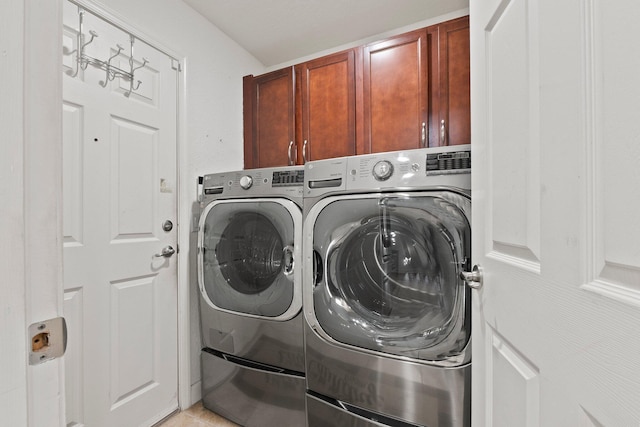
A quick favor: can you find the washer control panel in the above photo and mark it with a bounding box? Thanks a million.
[201,166,304,201]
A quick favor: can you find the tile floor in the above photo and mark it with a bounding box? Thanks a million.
[157,402,240,427]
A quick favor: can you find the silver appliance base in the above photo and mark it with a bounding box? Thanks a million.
[307,392,421,427]
[201,349,306,427]
[305,324,470,427]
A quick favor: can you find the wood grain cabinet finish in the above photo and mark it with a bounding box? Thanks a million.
[298,50,357,163]
[243,67,295,169]
[427,16,470,147]
[361,29,429,154]
[243,16,470,168]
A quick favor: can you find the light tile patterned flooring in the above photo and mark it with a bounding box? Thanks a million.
[158,402,240,427]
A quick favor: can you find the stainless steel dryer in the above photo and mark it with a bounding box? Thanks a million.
[303,146,472,427]
[198,166,305,427]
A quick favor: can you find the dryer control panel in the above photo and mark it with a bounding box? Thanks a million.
[346,145,470,191]
[304,145,471,197]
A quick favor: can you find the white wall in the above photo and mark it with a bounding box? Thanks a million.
[264,8,469,72]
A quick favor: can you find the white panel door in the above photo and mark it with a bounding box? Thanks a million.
[62,3,179,426]
[471,0,640,425]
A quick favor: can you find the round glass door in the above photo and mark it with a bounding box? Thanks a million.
[311,192,471,361]
[199,200,298,318]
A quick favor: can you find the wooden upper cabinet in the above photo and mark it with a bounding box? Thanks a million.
[298,50,357,163]
[243,67,295,169]
[242,16,470,168]
[427,16,470,147]
[362,29,429,154]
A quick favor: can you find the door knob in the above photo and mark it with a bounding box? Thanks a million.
[460,264,483,289]
[154,245,176,258]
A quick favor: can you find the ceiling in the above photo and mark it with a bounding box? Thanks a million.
[182,0,469,67]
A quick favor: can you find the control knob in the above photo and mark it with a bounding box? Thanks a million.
[372,160,394,181]
[239,175,253,189]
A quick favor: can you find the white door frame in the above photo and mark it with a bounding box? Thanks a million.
[1,1,61,426]
[21,0,190,424]
[23,0,66,425]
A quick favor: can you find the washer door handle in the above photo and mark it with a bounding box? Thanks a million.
[460,264,483,289]
[283,246,294,277]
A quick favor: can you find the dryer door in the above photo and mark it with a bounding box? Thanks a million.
[307,191,470,362]
[198,198,302,320]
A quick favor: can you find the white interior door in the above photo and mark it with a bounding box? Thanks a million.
[62,3,179,426]
[470,0,640,425]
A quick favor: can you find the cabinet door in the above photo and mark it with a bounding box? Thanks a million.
[243,67,295,168]
[362,29,428,153]
[428,16,470,146]
[299,50,356,163]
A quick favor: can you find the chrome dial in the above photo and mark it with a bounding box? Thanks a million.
[239,175,253,189]
[372,160,394,181]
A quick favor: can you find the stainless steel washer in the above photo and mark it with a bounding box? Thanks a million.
[197,166,305,427]
[303,146,472,427]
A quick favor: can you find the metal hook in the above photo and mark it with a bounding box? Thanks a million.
[66,47,80,77]
[131,57,148,74]
[79,30,98,70]
[124,57,148,97]
[124,79,142,98]
[99,44,124,87]
[124,80,142,98]
[66,9,86,78]
[83,30,99,49]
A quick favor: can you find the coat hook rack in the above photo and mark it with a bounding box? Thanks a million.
[66,7,149,97]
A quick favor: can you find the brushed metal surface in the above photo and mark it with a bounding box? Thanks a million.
[305,323,470,426]
[201,165,304,205]
[201,350,306,427]
[306,393,388,427]
[302,147,472,427]
[200,308,305,373]
[198,164,306,373]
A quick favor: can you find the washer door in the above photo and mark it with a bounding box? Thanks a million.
[308,191,470,361]
[199,199,302,320]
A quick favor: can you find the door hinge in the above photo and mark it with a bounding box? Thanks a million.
[171,59,182,72]
[28,317,67,365]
